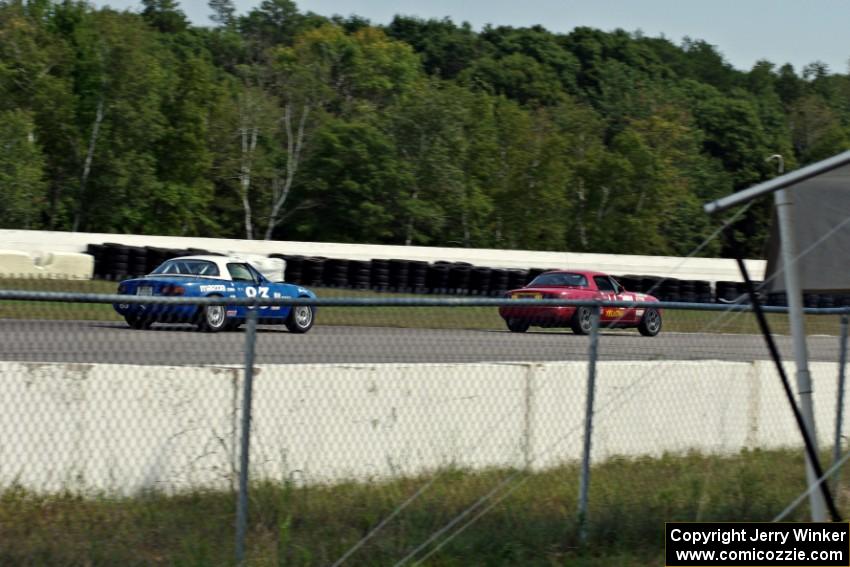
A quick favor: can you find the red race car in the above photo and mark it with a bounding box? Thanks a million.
[498,270,662,336]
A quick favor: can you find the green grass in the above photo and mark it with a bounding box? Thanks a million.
[0,449,836,566]
[0,278,842,335]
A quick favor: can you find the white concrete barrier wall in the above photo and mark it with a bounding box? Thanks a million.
[0,249,94,279]
[0,360,840,494]
[0,229,765,282]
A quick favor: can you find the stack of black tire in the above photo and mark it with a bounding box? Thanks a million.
[468,266,492,295]
[656,278,680,302]
[638,276,661,295]
[144,247,192,274]
[301,257,326,286]
[767,291,787,306]
[489,268,510,296]
[270,254,304,284]
[87,243,220,280]
[613,275,711,303]
[715,281,741,303]
[677,280,696,302]
[407,260,429,293]
[426,262,451,293]
[824,294,850,307]
[694,281,713,303]
[348,260,371,289]
[816,293,850,308]
[85,242,844,307]
[323,258,350,288]
[370,259,390,290]
[86,244,107,278]
[506,269,531,290]
[145,247,171,274]
[388,259,410,291]
[87,243,142,280]
[448,263,472,294]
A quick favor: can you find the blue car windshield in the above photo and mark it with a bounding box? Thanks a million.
[152,259,220,277]
[529,273,588,287]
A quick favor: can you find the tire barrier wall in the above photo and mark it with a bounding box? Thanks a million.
[87,244,284,283]
[80,243,850,304]
[1,359,844,494]
[1,229,766,283]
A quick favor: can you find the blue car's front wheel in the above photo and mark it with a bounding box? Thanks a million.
[285,305,315,334]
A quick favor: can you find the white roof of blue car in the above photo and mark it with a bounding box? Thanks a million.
[154,255,258,281]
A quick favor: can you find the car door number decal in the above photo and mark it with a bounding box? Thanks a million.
[244,287,288,311]
[245,286,271,309]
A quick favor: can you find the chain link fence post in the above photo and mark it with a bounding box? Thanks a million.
[834,310,849,491]
[577,304,601,545]
[235,307,259,565]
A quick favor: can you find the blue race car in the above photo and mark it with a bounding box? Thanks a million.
[113,255,317,332]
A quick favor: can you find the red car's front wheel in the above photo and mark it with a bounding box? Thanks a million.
[638,308,662,337]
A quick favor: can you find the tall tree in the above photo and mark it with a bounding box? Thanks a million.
[208,0,235,27]
[261,24,420,240]
[0,109,47,228]
[141,0,188,33]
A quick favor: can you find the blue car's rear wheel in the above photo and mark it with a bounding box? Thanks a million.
[124,314,153,330]
[198,303,228,332]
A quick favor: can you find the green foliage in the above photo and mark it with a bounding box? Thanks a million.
[141,0,188,33]
[207,0,235,28]
[0,109,47,228]
[293,115,412,242]
[386,16,481,79]
[2,1,850,257]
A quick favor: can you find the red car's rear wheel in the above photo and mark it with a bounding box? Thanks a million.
[506,318,529,333]
[570,306,594,335]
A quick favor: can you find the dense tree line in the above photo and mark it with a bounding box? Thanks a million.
[2,0,848,257]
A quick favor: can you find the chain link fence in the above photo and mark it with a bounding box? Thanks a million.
[1,287,849,565]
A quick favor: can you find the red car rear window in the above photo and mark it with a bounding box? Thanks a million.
[528,273,588,287]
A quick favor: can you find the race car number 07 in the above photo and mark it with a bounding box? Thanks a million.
[245,286,269,309]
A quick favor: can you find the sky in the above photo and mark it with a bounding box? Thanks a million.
[97,0,850,74]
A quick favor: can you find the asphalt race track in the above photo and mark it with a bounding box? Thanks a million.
[0,319,843,366]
